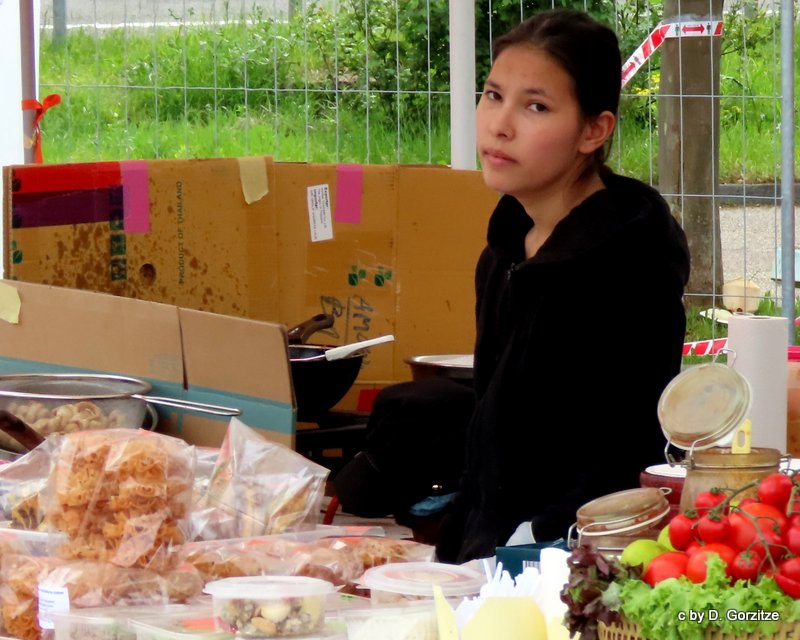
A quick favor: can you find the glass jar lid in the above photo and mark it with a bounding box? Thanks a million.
[576,487,670,537]
[657,362,752,451]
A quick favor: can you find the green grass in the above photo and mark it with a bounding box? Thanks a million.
[36,15,800,181]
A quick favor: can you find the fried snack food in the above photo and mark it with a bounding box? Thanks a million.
[41,429,194,571]
[0,553,65,640]
[0,401,127,453]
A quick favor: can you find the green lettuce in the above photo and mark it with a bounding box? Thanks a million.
[619,555,800,640]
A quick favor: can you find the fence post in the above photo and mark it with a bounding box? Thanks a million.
[658,0,724,310]
[53,0,67,46]
[19,0,37,164]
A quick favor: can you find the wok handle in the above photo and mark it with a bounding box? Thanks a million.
[287,313,335,344]
[134,395,242,417]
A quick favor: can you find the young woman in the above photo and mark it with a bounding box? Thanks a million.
[435,9,691,563]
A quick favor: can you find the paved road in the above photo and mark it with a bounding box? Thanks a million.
[40,0,290,26]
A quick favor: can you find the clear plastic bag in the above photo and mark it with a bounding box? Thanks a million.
[40,429,195,571]
[198,418,329,538]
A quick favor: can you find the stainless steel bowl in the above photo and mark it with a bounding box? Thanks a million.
[404,354,474,386]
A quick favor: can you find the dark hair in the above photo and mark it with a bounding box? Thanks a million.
[492,9,621,172]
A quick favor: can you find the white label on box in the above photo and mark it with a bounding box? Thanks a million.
[307,184,334,242]
[38,586,70,630]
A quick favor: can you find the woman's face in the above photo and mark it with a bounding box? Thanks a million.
[476,45,595,202]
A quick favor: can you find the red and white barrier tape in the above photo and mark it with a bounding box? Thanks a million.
[682,337,728,357]
[621,20,724,88]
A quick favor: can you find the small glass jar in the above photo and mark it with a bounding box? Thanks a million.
[658,354,781,512]
[573,487,671,557]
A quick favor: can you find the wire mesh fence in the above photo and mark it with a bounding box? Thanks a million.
[36,0,794,340]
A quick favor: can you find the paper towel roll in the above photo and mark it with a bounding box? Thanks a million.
[727,314,788,451]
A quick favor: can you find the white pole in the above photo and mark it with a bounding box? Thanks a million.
[448,0,476,170]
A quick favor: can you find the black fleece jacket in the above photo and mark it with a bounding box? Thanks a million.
[436,172,691,563]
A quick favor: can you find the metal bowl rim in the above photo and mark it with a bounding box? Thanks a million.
[0,373,153,401]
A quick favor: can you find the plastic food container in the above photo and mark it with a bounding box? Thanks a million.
[204,576,334,637]
[361,561,485,605]
[52,604,201,640]
[342,603,437,640]
[129,611,231,640]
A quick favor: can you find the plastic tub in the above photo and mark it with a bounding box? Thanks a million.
[204,576,334,638]
[52,604,199,640]
[129,610,231,640]
[361,561,485,605]
[342,603,437,640]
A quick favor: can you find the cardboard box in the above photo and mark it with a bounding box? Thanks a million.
[3,159,500,406]
[0,280,295,448]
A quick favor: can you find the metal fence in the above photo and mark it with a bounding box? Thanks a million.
[35,0,795,334]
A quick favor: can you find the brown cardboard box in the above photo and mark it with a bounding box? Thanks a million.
[3,159,499,407]
[0,280,294,448]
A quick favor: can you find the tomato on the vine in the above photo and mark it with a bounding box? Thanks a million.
[757,473,794,512]
[780,557,800,582]
[685,543,736,583]
[696,514,730,544]
[643,552,689,587]
[786,527,800,556]
[750,526,786,563]
[668,514,697,551]
[775,573,800,599]
[729,550,760,583]
[694,490,727,515]
[741,501,789,537]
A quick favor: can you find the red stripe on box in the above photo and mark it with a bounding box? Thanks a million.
[12,162,122,195]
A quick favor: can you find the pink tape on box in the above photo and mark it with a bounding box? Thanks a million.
[334,164,363,224]
[121,160,151,233]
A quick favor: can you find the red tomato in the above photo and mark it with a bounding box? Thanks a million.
[790,514,800,528]
[696,514,730,544]
[729,550,761,583]
[775,573,800,599]
[686,542,736,582]
[668,514,697,551]
[782,557,800,582]
[694,490,727,514]
[726,512,758,551]
[741,501,789,537]
[786,527,800,556]
[685,540,704,555]
[643,552,689,587]
[750,526,786,563]
[757,473,794,512]
[685,543,736,583]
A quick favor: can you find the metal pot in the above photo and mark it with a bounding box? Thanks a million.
[405,354,474,387]
[0,373,241,451]
[287,315,364,420]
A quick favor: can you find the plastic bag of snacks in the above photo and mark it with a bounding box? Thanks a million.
[0,554,65,640]
[0,553,204,640]
[198,418,329,539]
[0,438,61,530]
[40,429,195,572]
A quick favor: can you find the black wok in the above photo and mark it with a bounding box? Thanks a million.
[288,315,365,420]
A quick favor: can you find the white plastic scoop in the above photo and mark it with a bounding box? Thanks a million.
[324,334,395,361]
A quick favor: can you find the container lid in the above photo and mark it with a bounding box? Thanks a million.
[203,575,334,599]
[362,562,485,598]
[576,487,670,537]
[129,615,231,639]
[657,362,752,451]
